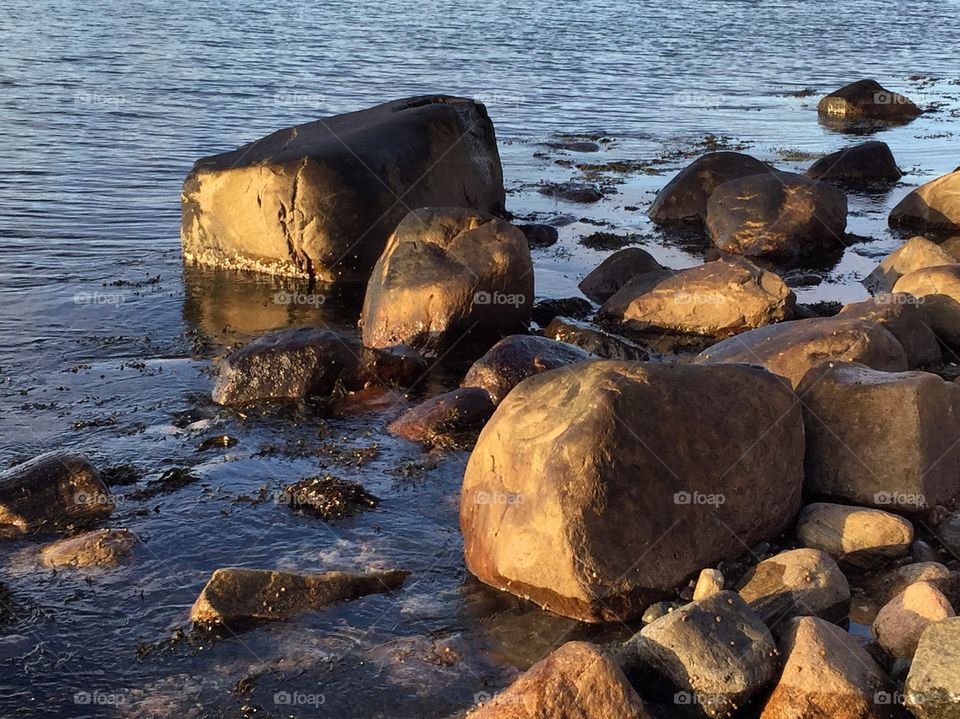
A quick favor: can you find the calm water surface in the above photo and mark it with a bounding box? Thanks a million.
[1,1,959,717]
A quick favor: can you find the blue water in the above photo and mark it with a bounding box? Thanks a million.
[1,1,959,717]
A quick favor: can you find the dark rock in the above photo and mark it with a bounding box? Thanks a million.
[648,152,770,226]
[838,296,941,369]
[806,141,902,183]
[937,510,960,558]
[578,248,665,303]
[817,80,921,120]
[544,317,649,360]
[460,334,593,405]
[893,264,960,347]
[641,601,683,625]
[517,223,559,248]
[387,388,494,446]
[531,297,593,327]
[181,96,505,283]
[890,169,960,233]
[785,271,823,287]
[278,475,379,520]
[866,563,952,606]
[539,181,603,203]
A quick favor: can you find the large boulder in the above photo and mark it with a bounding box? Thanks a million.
[460,335,593,405]
[893,264,960,346]
[460,362,805,623]
[387,388,494,446]
[211,327,425,405]
[904,617,960,718]
[735,548,850,624]
[796,503,914,567]
[647,152,770,226]
[0,452,112,538]
[543,317,649,361]
[189,567,408,625]
[797,364,960,513]
[817,79,921,120]
[890,169,960,233]
[40,528,138,568]
[181,96,505,283]
[863,236,956,293]
[470,641,653,719]
[578,248,665,303]
[760,616,907,719]
[597,258,795,337]
[359,207,533,356]
[838,295,941,368]
[873,581,955,658]
[705,171,848,266]
[695,317,908,388]
[621,591,777,718]
[806,141,902,183]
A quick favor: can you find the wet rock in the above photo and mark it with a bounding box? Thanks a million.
[181,95,504,283]
[278,475,379,520]
[838,295,941,368]
[387,388,494,446]
[696,317,908,388]
[706,171,848,266]
[543,316,649,360]
[893,264,960,346]
[460,334,593,405]
[189,567,408,625]
[598,258,795,337]
[735,548,850,624]
[806,140,902,183]
[539,181,603,203]
[890,168,960,233]
[904,617,960,718]
[0,452,112,538]
[873,581,955,658]
[40,528,138,568]
[517,223,559,248]
[621,591,776,718]
[359,207,533,357]
[796,503,913,568]
[913,539,941,563]
[460,362,804,622]
[936,510,960,557]
[471,641,653,719]
[863,236,956,293]
[531,297,592,327]
[760,615,906,719]
[648,151,770,226]
[817,79,921,120]
[642,601,682,625]
[866,563,952,606]
[693,568,725,601]
[578,248,665,303]
[785,271,823,287]
[797,363,960,513]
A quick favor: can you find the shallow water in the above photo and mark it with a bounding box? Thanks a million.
[1,1,960,717]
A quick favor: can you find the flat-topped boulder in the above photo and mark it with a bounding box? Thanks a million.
[706,171,847,266]
[460,362,804,622]
[0,452,112,538]
[598,258,794,337]
[695,317,908,388]
[893,264,960,346]
[806,141,902,183]
[181,96,505,283]
[190,567,408,625]
[647,151,771,226]
[838,296,940,368]
[578,248,665,303]
[890,169,960,233]
[360,207,533,357]
[863,236,956,294]
[798,363,960,513]
[796,503,914,567]
[817,79,921,120]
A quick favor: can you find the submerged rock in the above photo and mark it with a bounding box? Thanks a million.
[516,223,559,248]
[387,388,494,446]
[181,95,505,283]
[470,641,653,719]
[460,334,593,405]
[706,171,848,266]
[40,528,138,568]
[696,317,908,388]
[838,295,941,369]
[621,591,776,718]
[598,258,794,337]
[904,617,960,718]
[539,181,603,203]
[278,475,379,520]
[806,140,902,183]
[864,236,957,294]
[890,168,960,233]
[647,151,770,226]
[817,79,921,120]
[0,452,112,538]
[530,297,592,327]
[578,248,665,303]
[893,264,960,346]
[872,581,955,658]
[359,207,533,357]
[460,362,804,622]
[189,567,408,624]
[796,503,913,567]
[543,316,649,360]
[798,363,960,513]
